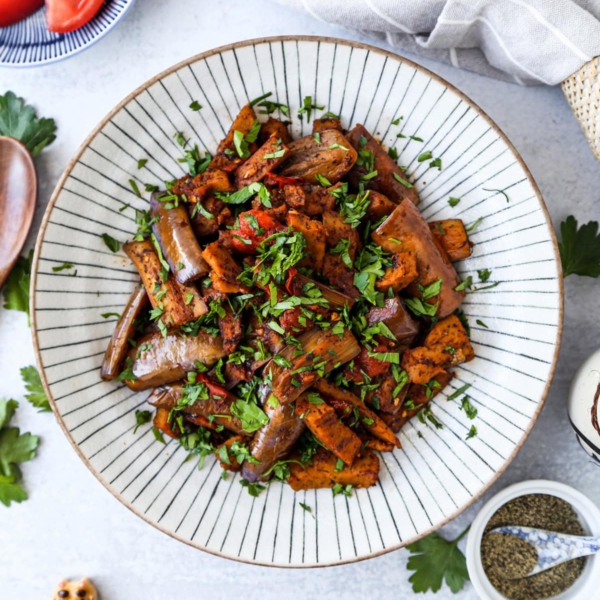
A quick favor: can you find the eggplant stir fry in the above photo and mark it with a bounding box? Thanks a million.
[101,99,476,496]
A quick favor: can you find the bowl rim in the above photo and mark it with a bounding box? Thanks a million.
[465,479,600,600]
[29,34,565,568]
[0,0,137,69]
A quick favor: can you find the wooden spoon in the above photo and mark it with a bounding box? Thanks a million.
[0,136,37,288]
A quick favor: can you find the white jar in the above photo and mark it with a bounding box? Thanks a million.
[466,480,600,600]
[568,348,600,463]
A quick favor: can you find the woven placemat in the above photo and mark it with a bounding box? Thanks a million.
[562,56,600,162]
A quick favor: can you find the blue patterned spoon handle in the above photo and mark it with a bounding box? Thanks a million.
[491,526,600,576]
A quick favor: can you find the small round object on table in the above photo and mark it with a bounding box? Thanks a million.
[53,578,97,600]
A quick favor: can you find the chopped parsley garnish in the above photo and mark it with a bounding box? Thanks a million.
[393,172,414,189]
[466,425,478,439]
[240,478,266,497]
[315,173,332,187]
[388,147,399,161]
[330,239,353,268]
[216,181,271,207]
[152,427,166,444]
[429,157,442,170]
[417,151,432,163]
[405,297,438,318]
[101,233,120,253]
[128,179,141,197]
[460,397,478,419]
[466,217,483,232]
[477,268,491,282]
[52,262,74,272]
[249,92,273,107]
[332,483,353,497]
[134,410,152,433]
[448,197,460,207]
[297,95,324,122]
[263,149,286,159]
[409,135,423,142]
[189,100,202,111]
[483,187,510,202]
[137,158,147,169]
[454,276,472,292]
[476,319,488,328]
[446,384,471,401]
[338,189,370,228]
[230,399,269,433]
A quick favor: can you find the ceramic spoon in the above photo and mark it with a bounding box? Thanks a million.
[0,136,37,288]
[491,526,600,577]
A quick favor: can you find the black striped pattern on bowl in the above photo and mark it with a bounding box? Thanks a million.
[31,37,563,567]
[0,0,134,66]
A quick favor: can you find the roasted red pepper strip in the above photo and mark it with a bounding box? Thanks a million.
[230,209,283,253]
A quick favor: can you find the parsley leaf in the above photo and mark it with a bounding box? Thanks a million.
[52,262,74,273]
[134,410,152,433]
[330,239,353,269]
[2,250,32,323]
[406,526,470,593]
[20,366,50,413]
[189,100,202,111]
[393,172,414,189]
[102,233,120,253]
[0,398,40,507]
[559,215,600,277]
[240,478,266,497]
[0,91,57,156]
[448,197,460,207]
[230,400,269,433]
[460,396,477,419]
[297,96,324,122]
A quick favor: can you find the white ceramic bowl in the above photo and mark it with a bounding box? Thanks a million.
[31,36,563,567]
[466,480,600,600]
[568,348,600,463]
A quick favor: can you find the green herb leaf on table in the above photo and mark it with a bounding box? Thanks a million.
[20,366,51,413]
[0,398,40,507]
[2,250,33,324]
[0,91,57,157]
[558,215,600,277]
[406,526,470,593]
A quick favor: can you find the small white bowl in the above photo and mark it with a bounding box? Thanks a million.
[466,480,600,600]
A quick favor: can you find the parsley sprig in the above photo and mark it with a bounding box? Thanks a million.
[0,398,40,507]
[0,91,56,156]
[406,526,470,593]
[559,215,600,277]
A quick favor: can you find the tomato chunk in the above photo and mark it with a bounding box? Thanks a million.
[46,0,104,33]
[345,344,392,383]
[230,209,283,253]
[0,0,43,27]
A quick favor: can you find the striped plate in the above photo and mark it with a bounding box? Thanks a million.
[0,0,135,67]
[31,36,563,567]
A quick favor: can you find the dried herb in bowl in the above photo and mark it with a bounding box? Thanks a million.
[481,494,586,599]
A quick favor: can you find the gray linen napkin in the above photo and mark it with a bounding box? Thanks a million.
[275,0,600,85]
